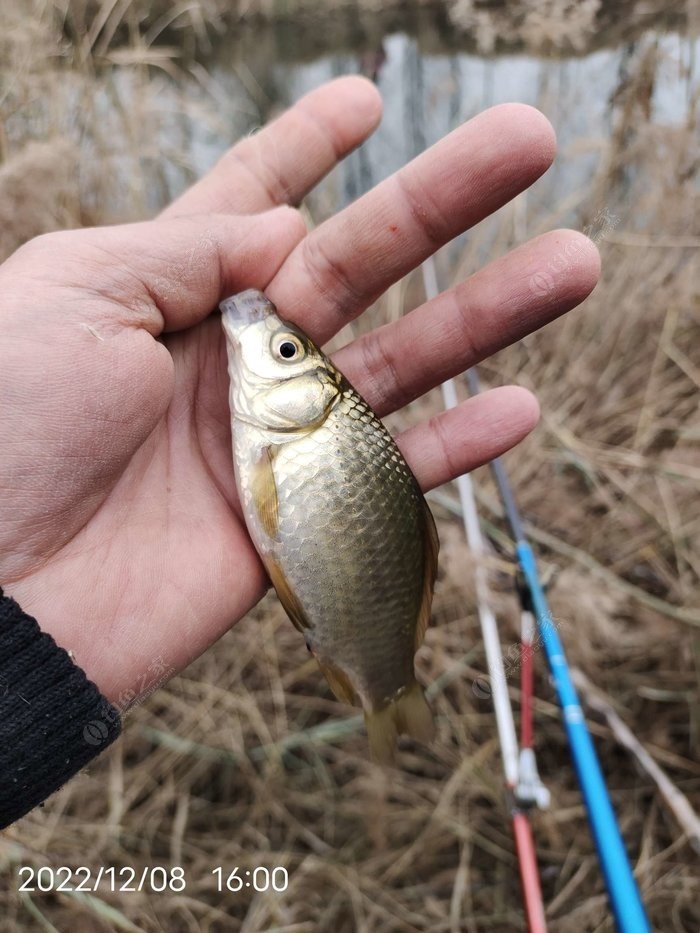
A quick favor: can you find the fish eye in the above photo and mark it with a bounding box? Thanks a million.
[272,334,305,362]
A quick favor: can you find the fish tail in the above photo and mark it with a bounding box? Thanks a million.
[364,681,435,764]
[394,680,435,743]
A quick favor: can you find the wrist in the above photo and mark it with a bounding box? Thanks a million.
[0,587,122,827]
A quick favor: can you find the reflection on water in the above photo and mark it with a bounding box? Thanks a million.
[21,4,684,289]
[144,25,698,248]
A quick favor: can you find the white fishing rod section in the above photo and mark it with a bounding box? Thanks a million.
[421,258,520,789]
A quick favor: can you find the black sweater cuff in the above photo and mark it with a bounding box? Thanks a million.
[0,588,121,828]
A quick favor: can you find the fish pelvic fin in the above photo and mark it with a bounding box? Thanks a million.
[316,656,357,706]
[267,557,311,633]
[364,680,435,765]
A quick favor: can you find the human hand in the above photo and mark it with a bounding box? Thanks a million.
[1,77,599,705]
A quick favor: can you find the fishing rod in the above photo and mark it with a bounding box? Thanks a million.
[466,368,651,933]
[438,417,548,933]
[394,58,557,927]
[422,260,548,933]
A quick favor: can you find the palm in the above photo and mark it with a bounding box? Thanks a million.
[1,311,267,704]
[1,79,600,703]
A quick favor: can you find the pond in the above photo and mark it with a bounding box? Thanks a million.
[119,7,699,250]
[3,3,697,271]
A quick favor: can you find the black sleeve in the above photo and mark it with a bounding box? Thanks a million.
[0,588,121,828]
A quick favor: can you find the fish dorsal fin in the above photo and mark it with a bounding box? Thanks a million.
[266,556,311,633]
[315,656,357,706]
[251,445,279,539]
[415,499,439,651]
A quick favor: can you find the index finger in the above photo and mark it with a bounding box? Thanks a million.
[161,76,382,218]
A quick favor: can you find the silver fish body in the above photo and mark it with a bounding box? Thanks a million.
[222,289,438,761]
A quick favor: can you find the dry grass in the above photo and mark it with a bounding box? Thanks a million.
[1,5,699,933]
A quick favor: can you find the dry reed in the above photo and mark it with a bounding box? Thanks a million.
[0,4,698,932]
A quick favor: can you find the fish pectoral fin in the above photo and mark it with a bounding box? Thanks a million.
[251,445,279,539]
[415,498,440,652]
[266,557,310,633]
[364,681,435,765]
[315,656,357,706]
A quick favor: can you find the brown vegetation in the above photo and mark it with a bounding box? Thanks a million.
[0,4,698,932]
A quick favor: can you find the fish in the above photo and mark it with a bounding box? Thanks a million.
[221,289,438,762]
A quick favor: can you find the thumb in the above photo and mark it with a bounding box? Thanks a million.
[2,206,307,334]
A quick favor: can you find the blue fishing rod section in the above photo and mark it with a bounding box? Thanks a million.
[468,371,650,933]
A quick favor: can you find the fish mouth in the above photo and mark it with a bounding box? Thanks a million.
[220,289,276,339]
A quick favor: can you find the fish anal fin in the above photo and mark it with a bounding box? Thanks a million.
[315,656,357,707]
[415,499,439,652]
[364,681,435,765]
[266,556,310,633]
[251,446,279,539]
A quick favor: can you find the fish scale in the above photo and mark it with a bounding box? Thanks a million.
[273,391,423,697]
